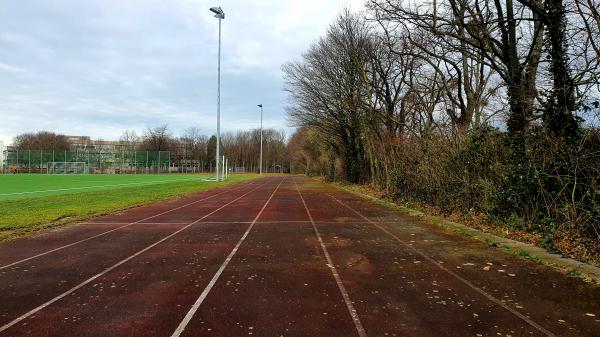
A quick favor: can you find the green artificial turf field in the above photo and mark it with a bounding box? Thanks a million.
[0,174,214,201]
[0,173,260,240]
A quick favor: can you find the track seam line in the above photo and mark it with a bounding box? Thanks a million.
[294,178,367,337]
[0,180,269,333]
[327,192,556,337]
[170,176,286,337]
[0,180,257,270]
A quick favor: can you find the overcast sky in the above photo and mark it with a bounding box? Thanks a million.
[0,0,364,145]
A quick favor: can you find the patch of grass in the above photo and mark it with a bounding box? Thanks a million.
[0,174,259,241]
[566,269,594,284]
[484,238,498,247]
[515,248,543,264]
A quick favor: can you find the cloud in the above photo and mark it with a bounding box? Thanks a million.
[0,0,364,145]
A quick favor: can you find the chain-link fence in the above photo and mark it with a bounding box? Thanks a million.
[2,149,171,174]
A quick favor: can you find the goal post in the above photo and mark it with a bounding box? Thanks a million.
[47,162,89,174]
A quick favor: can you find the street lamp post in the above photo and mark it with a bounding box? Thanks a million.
[257,104,263,175]
[210,6,225,181]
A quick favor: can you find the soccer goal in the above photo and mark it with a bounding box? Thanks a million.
[47,162,89,174]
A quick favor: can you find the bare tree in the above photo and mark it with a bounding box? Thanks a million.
[369,0,546,151]
[140,125,175,151]
[284,11,373,182]
[13,131,70,150]
[119,130,140,151]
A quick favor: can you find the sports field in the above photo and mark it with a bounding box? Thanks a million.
[0,174,259,239]
[0,174,214,201]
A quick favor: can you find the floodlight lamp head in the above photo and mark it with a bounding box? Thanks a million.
[258,104,263,108]
[210,7,225,19]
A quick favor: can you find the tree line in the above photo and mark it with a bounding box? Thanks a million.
[11,126,287,172]
[284,1,600,262]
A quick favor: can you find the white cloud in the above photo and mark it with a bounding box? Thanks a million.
[0,62,27,74]
[0,0,365,145]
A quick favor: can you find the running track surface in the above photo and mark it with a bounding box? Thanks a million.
[0,176,599,336]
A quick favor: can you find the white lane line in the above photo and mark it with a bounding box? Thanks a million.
[82,220,365,226]
[76,220,407,225]
[0,180,268,333]
[0,177,207,197]
[171,177,286,337]
[0,181,257,271]
[327,193,556,337]
[294,179,367,337]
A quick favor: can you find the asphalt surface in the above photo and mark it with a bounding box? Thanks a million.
[0,176,599,336]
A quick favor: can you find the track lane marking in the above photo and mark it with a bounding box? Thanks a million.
[0,180,258,270]
[294,178,367,337]
[170,176,286,337]
[80,220,408,225]
[0,180,270,333]
[327,192,556,337]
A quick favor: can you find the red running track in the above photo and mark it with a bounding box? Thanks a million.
[0,176,599,336]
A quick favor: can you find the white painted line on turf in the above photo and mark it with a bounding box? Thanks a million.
[294,179,367,337]
[327,193,556,337]
[0,180,268,333]
[87,222,194,225]
[0,181,257,270]
[171,176,286,337]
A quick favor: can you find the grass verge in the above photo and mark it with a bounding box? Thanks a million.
[0,174,260,241]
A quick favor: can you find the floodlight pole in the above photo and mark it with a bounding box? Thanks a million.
[258,104,263,175]
[215,11,222,181]
[210,6,225,181]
